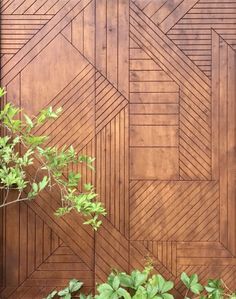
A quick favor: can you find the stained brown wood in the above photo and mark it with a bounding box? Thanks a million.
[1,0,236,298]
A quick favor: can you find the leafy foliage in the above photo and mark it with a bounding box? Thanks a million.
[180,272,234,299]
[0,87,106,229]
[45,266,175,299]
[45,267,236,299]
[181,272,203,296]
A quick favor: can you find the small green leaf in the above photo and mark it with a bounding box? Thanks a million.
[112,276,120,290]
[32,182,38,193]
[84,183,93,191]
[58,287,69,296]
[97,283,113,293]
[161,281,174,293]
[68,279,83,293]
[162,293,174,299]
[0,87,6,97]
[24,114,34,129]
[181,272,190,288]
[118,273,133,288]
[190,283,203,295]
[189,274,198,285]
[39,176,48,191]
[133,286,147,299]
[44,290,57,299]
[117,288,131,299]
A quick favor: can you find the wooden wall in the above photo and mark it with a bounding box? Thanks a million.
[1,0,236,298]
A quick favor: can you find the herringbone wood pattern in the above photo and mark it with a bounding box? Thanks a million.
[1,0,236,298]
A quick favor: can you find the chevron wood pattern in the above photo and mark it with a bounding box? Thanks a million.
[1,0,236,298]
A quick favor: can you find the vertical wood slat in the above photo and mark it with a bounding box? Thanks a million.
[219,37,228,247]
[212,31,220,181]
[27,207,35,276]
[19,204,27,284]
[107,0,118,85]
[96,0,107,75]
[118,0,129,98]
[227,46,236,255]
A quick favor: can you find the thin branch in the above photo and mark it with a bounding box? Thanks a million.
[3,188,9,205]
[0,197,29,208]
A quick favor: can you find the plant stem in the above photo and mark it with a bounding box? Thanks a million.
[3,188,9,205]
[184,288,189,299]
[0,197,29,208]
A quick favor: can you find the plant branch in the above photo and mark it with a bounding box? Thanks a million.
[0,196,29,208]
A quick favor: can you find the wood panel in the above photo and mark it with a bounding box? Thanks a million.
[1,0,236,298]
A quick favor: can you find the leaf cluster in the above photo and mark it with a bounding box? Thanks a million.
[181,272,235,299]
[0,87,105,229]
[45,268,236,299]
[45,266,174,299]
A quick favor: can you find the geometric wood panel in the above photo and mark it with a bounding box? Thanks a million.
[1,0,236,298]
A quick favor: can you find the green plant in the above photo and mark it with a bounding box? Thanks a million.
[45,266,174,299]
[45,267,236,299]
[181,272,235,299]
[0,87,106,229]
[45,279,84,299]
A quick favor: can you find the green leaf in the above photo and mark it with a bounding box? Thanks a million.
[39,176,49,191]
[189,274,198,285]
[133,286,147,299]
[84,183,93,191]
[205,279,223,299]
[58,288,69,296]
[96,290,114,299]
[161,281,174,293]
[132,270,148,288]
[181,272,190,288]
[54,207,72,216]
[156,275,165,292]
[0,87,6,97]
[24,114,34,129]
[111,293,119,299]
[24,135,48,147]
[32,182,38,193]
[97,283,113,293]
[117,288,131,299]
[44,290,57,299]
[68,279,83,293]
[190,283,203,295]
[56,107,63,115]
[118,273,133,288]
[162,294,174,299]
[112,276,120,290]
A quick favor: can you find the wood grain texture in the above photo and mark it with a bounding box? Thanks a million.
[1,0,236,297]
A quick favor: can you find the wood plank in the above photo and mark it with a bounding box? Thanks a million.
[130,148,179,180]
[130,92,179,103]
[130,114,179,125]
[130,70,172,82]
[130,81,179,93]
[130,103,179,114]
[130,125,178,147]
